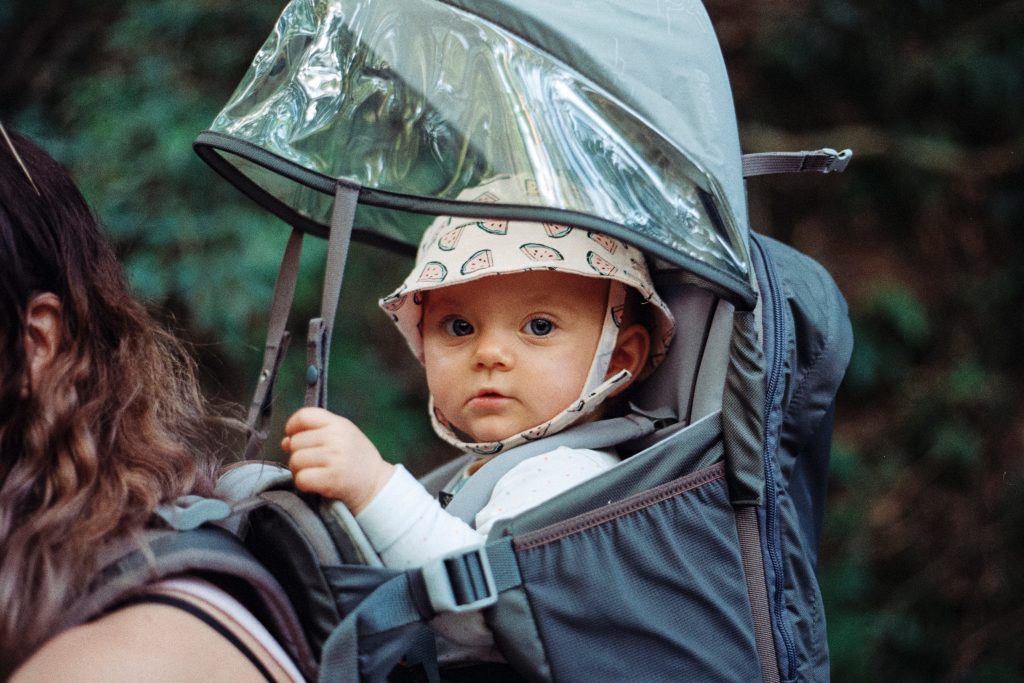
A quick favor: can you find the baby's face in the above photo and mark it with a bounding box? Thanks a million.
[422,271,608,443]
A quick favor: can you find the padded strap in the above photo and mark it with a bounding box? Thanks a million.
[742,148,852,177]
[305,180,360,408]
[443,413,663,525]
[721,310,766,506]
[75,527,319,681]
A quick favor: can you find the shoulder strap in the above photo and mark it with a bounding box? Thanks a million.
[742,148,852,177]
[71,526,319,681]
[443,413,663,524]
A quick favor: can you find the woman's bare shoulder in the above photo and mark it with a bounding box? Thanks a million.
[12,602,267,682]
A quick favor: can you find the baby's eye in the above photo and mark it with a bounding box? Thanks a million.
[443,318,474,337]
[523,317,554,336]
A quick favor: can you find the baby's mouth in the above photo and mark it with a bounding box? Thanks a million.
[467,390,511,409]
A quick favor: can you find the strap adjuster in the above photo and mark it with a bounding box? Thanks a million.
[421,546,498,614]
[810,147,853,173]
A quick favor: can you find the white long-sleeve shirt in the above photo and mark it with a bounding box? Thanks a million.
[355,446,619,662]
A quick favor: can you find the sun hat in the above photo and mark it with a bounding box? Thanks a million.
[379,174,675,454]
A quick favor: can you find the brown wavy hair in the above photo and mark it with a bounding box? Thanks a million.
[0,129,234,673]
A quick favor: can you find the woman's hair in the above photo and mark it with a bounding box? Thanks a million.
[0,128,232,670]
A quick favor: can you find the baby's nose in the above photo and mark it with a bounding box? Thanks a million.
[473,329,514,369]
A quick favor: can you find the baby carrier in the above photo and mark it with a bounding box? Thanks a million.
[76,1,853,681]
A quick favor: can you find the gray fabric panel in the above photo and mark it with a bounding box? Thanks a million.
[507,462,760,680]
[633,275,717,423]
[490,411,723,539]
[513,462,727,551]
[736,506,781,683]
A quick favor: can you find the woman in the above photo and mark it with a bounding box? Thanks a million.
[0,126,294,680]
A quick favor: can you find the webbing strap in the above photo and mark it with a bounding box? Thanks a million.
[735,506,781,683]
[742,148,852,177]
[243,229,304,460]
[305,181,359,408]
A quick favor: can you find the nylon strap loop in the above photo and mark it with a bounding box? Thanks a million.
[742,148,852,177]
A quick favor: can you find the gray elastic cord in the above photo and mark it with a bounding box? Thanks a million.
[443,414,660,525]
[243,229,304,460]
[305,180,360,408]
[742,149,852,177]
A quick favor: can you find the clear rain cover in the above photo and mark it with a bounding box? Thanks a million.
[195,0,753,303]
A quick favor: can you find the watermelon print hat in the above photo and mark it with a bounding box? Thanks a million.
[379,174,675,455]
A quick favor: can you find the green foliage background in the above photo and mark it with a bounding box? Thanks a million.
[2,1,1022,679]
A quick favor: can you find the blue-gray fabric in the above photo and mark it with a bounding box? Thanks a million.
[751,234,853,681]
[505,463,760,681]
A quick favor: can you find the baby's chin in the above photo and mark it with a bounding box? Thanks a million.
[457,421,524,444]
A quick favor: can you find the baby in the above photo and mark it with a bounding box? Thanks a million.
[281,174,674,658]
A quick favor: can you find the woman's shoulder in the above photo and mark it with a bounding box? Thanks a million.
[11,600,269,682]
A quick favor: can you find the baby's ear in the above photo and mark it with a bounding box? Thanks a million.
[606,323,651,397]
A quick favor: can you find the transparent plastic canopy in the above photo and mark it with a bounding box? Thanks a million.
[194,0,754,305]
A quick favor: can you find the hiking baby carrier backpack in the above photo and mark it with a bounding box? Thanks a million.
[78,1,854,681]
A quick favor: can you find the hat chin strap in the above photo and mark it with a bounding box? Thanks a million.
[430,283,630,456]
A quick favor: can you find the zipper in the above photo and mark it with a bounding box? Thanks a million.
[752,234,798,679]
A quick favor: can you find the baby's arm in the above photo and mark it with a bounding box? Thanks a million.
[282,407,490,652]
[281,407,395,515]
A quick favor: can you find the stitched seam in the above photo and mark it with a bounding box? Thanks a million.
[513,461,726,551]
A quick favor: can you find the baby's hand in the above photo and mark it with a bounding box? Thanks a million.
[281,407,395,515]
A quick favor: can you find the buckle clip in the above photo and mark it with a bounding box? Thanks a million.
[817,147,853,173]
[421,546,498,614]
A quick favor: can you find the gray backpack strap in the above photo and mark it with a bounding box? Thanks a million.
[305,180,359,408]
[443,413,663,525]
[742,148,852,177]
[243,228,303,460]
